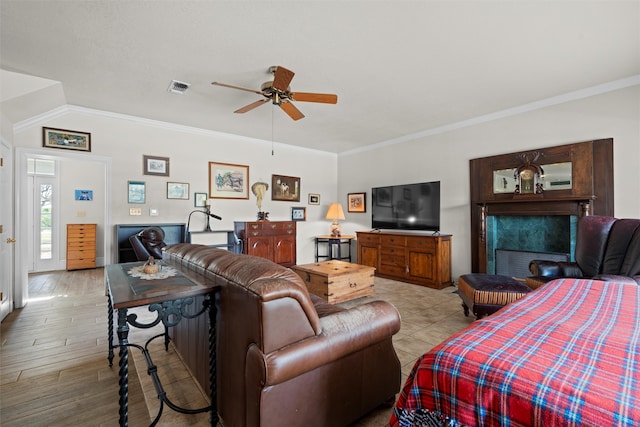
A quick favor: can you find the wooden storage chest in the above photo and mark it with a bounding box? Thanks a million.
[67,223,96,270]
[292,260,375,304]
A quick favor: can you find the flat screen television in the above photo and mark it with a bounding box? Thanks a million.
[371,181,440,232]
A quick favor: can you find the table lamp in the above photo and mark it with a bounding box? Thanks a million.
[325,203,345,237]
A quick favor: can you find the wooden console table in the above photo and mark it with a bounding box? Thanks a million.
[105,261,218,426]
[356,230,452,289]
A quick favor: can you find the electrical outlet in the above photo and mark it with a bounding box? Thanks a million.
[77,211,86,217]
[150,208,159,216]
[129,208,142,216]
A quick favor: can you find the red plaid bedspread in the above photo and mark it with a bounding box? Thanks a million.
[390,278,640,427]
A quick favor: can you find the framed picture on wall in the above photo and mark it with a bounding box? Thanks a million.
[348,192,366,213]
[143,155,170,176]
[194,192,208,207]
[43,127,91,152]
[291,207,306,221]
[167,182,189,199]
[272,174,300,202]
[74,190,93,201]
[308,193,320,205]
[128,181,145,204]
[209,162,250,199]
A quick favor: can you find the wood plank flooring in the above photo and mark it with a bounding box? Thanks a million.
[1,267,472,427]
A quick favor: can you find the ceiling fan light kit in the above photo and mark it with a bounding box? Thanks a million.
[212,65,337,121]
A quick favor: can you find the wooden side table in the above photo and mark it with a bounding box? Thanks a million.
[314,235,356,262]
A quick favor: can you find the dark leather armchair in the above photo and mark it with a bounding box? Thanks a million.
[527,216,640,288]
[129,226,167,260]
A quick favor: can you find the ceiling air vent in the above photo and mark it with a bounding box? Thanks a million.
[167,80,190,94]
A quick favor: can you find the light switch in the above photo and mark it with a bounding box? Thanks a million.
[77,211,86,217]
[129,208,142,216]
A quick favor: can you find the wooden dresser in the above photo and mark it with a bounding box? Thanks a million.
[234,221,296,267]
[67,223,97,270]
[356,230,452,289]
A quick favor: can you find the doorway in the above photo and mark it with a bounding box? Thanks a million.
[14,147,112,308]
[0,139,14,321]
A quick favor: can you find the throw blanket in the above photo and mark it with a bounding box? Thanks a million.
[390,278,640,427]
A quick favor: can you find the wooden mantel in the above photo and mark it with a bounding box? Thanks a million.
[469,138,613,273]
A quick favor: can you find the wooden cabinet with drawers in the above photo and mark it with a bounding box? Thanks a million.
[234,221,296,267]
[356,230,452,289]
[67,223,97,270]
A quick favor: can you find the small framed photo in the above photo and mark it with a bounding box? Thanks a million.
[209,162,250,199]
[128,181,145,204]
[308,193,320,205]
[43,127,91,152]
[348,192,366,213]
[272,174,301,202]
[167,182,189,199]
[75,190,93,201]
[194,192,208,207]
[143,155,170,176]
[291,207,306,221]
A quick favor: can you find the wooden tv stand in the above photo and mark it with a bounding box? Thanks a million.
[356,230,452,289]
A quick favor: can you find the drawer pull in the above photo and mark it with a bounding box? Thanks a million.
[252,232,260,236]
[251,224,259,229]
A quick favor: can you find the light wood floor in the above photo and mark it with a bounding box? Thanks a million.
[1,268,472,426]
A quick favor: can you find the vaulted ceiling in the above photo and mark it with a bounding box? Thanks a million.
[1,1,638,153]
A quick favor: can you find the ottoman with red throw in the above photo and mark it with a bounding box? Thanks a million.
[458,273,532,319]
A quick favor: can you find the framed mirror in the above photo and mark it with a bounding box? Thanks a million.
[493,162,572,194]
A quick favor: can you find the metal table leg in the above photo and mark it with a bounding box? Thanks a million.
[117,308,130,426]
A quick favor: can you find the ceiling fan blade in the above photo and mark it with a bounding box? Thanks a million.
[234,99,269,113]
[290,92,338,104]
[212,81,262,95]
[279,101,305,121]
[272,66,295,92]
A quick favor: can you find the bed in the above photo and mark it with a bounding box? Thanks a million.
[390,278,640,427]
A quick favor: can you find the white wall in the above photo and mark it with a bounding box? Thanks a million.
[13,109,338,266]
[338,86,640,281]
[10,85,640,277]
[59,157,106,264]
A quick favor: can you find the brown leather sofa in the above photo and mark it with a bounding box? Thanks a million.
[527,216,640,288]
[163,243,402,427]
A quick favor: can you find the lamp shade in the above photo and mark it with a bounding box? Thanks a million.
[325,203,345,221]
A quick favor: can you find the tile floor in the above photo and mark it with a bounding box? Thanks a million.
[1,269,474,426]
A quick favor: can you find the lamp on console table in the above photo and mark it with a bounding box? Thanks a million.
[325,203,345,237]
[187,206,222,236]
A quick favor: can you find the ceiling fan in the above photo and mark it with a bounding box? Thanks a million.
[212,66,338,121]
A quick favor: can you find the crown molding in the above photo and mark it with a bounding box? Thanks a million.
[340,74,640,157]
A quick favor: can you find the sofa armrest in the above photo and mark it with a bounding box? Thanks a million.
[529,260,584,277]
[529,260,561,276]
[557,262,584,277]
[247,300,400,386]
